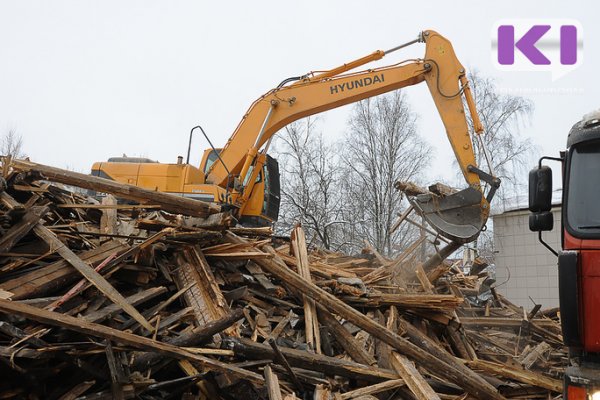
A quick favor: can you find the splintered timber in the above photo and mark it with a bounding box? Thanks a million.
[0,159,567,400]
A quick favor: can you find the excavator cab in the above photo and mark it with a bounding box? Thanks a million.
[201,148,281,227]
[201,148,221,175]
[236,155,281,226]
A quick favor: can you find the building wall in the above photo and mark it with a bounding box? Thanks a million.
[492,207,561,309]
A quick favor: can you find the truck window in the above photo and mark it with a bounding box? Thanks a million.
[566,142,600,237]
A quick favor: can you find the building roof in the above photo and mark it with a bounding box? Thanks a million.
[491,189,562,216]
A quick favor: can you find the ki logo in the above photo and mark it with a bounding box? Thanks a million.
[492,20,583,80]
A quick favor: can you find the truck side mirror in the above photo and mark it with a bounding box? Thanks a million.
[529,166,552,212]
[529,166,554,232]
[529,211,553,231]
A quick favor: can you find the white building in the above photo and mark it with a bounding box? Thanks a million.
[492,191,562,309]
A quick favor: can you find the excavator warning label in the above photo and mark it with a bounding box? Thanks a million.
[330,73,385,95]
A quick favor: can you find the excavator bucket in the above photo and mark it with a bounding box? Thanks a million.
[409,186,487,244]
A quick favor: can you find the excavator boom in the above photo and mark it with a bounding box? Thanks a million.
[92,30,499,243]
[206,30,499,242]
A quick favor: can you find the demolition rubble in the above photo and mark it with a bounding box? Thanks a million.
[0,159,566,399]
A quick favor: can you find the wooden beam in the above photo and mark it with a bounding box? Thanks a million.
[0,298,263,384]
[396,317,480,382]
[363,239,390,266]
[2,240,125,301]
[224,233,504,400]
[395,181,430,196]
[390,205,414,235]
[0,205,49,253]
[105,340,126,400]
[467,359,562,392]
[264,365,284,400]
[445,322,473,361]
[59,203,161,210]
[100,195,118,235]
[0,191,153,331]
[339,379,405,400]
[131,308,244,371]
[390,352,441,400]
[32,225,154,332]
[57,381,96,400]
[415,264,435,293]
[422,241,462,271]
[459,317,558,330]
[10,159,221,218]
[268,338,305,394]
[291,226,320,354]
[174,246,238,337]
[317,305,376,366]
[340,293,463,311]
[225,337,398,382]
[83,286,168,323]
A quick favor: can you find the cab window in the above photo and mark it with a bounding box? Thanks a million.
[203,150,220,174]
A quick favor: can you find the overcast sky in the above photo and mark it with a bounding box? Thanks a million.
[0,1,597,189]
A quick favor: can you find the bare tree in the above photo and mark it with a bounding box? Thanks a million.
[342,91,431,255]
[465,70,535,206]
[272,118,349,250]
[460,71,535,259]
[1,129,26,159]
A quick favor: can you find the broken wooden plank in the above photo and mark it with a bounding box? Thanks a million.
[225,337,398,382]
[57,381,96,400]
[59,203,161,210]
[415,264,434,294]
[0,192,152,329]
[83,286,168,323]
[363,239,390,266]
[390,352,441,400]
[244,261,281,293]
[204,251,273,260]
[174,246,238,337]
[131,308,244,371]
[10,159,221,217]
[224,233,504,400]
[396,317,481,383]
[467,359,562,392]
[0,298,263,384]
[268,338,305,394]
[0,190,154,331]
[518,341,551,369]
[264,364,284,400]
[32,226,154,331]
[100,194,118,235]
[0,205,49,253]
[340,293,463,311]
[291,226,321,354]
[339,379,405,400]
[105,340,126,400]
[459,317,559,330]
[317,305,376,366]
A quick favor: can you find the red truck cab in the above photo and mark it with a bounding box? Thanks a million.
[529,111,600,399]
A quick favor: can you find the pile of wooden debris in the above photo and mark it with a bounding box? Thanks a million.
[0,159,567,400]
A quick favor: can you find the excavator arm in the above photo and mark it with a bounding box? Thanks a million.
[207,30,499,242]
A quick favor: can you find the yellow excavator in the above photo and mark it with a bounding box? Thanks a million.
[91,30,500,243]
